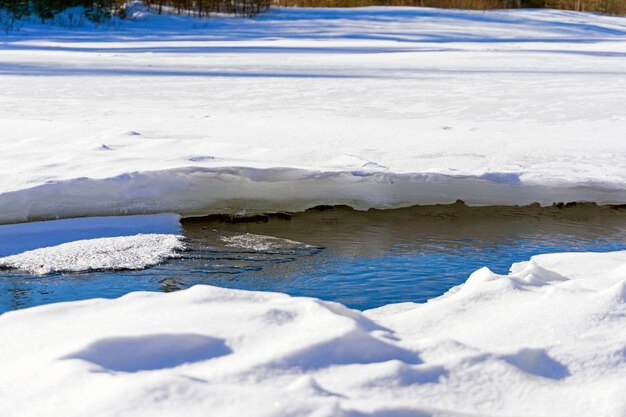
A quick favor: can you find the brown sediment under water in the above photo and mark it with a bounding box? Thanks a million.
[2,202,626,313]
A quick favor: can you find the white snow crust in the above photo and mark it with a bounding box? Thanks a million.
[0,234,184,274]
[0,213,182,257]
[0,214,184,273]
[1,250,624,417]
[2,8,626,222]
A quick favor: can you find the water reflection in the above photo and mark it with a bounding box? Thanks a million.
[1,202,625,313]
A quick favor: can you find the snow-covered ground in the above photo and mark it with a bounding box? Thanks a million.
[1,250,624,417]
[2,7,626,223]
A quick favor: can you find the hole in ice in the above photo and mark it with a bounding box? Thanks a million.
[126,131,141,136]
[65,333,231,372]
[500,348,570,380]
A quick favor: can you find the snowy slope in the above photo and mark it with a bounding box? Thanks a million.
[1,250,624,417]
[1,7,626,222]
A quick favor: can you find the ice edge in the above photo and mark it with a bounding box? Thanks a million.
[1,166,625,224]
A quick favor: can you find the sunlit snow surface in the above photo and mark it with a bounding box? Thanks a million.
[1,251,624,417]
[2,7,626,222]
[0,214,182,257]
[0,234,184,274]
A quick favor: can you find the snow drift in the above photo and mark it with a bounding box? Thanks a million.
[0,250,624,417]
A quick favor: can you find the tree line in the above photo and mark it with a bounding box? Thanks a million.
[144,0,271,17]
[0,0,271,28]
[1,0,625,30]
[1,0,124,24]
[274,0,626,14]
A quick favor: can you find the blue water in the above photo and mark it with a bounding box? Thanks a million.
[1,205,625,313]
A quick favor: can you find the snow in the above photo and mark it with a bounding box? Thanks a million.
[0,214,184,273]
[2,7,626,223]
[0,250,624,416]
[1,8,624,415]
[0,234,184,274]
[0,213,182,257]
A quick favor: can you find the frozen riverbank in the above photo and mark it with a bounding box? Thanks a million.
[2,7,626,222]
[1,249,624,417]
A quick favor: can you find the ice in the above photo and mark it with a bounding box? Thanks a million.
[0,234,184,274]
[0,213,182,257]
[0,214,184,273]
[2,7,626,223]
[220,232,314,252]
[0,250,624,416]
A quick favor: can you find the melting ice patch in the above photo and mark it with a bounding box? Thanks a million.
[0,213,182,258]
[0,213,185,274]
[220,233,315,253]
[0,234,185,275]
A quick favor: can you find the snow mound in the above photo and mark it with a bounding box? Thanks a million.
[1,251,624,416]
[0,234,184,274]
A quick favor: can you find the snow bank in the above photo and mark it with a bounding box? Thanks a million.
[2,168,625,223]
[1,250,624,416]
[0,234,184,274]
[1,8,626,222]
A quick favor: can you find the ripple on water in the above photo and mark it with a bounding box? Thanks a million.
[1,204,625,313]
